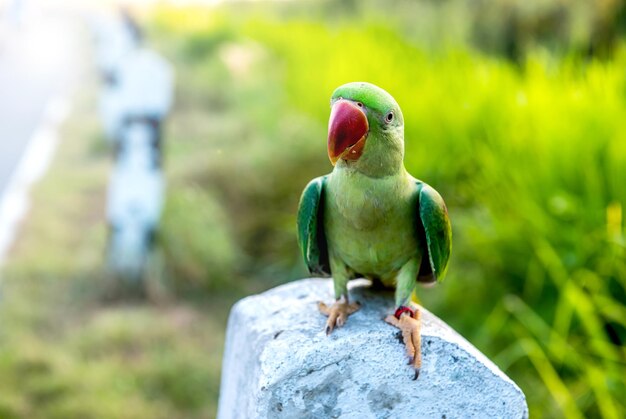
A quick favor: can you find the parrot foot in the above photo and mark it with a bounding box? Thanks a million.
[385,305,422,380]
[318,299,360,335]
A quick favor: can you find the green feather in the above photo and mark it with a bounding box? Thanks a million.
[331,82,404,125]
[296,176,330,276]
[417,182,452,282]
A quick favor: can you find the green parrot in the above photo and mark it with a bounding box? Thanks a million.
[297,82,452,379]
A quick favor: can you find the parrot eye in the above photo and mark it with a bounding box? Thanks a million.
[385,111,394,123]
[356,102,364,108]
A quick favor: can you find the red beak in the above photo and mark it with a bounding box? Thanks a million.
[327,100,369,165]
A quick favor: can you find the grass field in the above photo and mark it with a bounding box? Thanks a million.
[0,85,238,418]
[148,4,626,417]
[0,2,624,418]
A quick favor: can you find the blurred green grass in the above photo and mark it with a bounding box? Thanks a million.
[1,1,625,418]
[0,87,231,418]
[147,3,625,417]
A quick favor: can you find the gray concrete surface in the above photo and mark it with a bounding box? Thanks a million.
[218,278,528,419]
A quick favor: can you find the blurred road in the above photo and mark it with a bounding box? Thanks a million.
[0,3,82,261]
[0,5,80,195]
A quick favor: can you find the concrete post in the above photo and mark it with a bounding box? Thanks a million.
[218,278,528,418]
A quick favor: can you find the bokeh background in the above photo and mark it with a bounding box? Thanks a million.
[0,0,625,417]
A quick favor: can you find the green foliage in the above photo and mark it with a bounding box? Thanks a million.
[0,89,229,418]
[149,3,626,417]
[160,187,238,290]
[2,2,625,418]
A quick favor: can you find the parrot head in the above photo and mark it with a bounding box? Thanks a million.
[327,82,405,176]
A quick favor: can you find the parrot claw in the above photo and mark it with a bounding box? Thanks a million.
[318,300,360,335]
[385,307,422,380]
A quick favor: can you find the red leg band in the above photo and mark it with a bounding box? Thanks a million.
[394,305,415,319]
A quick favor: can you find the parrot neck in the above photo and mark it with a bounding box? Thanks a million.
[338,130,405,178]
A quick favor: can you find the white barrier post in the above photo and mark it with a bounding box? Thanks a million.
[218,279,529,419]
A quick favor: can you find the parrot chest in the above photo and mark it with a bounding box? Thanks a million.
[325,170,420,277]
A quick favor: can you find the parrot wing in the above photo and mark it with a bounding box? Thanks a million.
[416,181,452,283]
[297,176,331,276]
